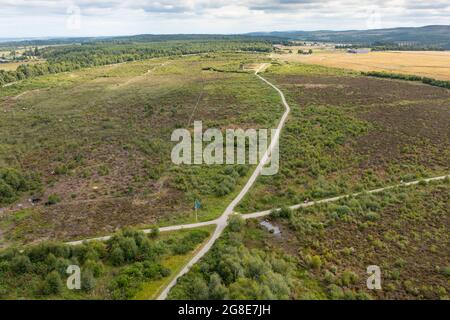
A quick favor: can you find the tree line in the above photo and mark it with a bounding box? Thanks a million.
[0,40,273,86]
[363,71,450,89]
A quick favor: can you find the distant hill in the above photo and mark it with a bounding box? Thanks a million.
[2,26,449,49]
[0,34,286,48]
[247,25,450,49]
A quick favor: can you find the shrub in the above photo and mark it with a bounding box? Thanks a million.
[46,194,61,205]
[81,270,96,292]
[0,180,15,201]
[172,242,192,255]
[214,176,236,196]
[306,255,322,269]
[365,212,380,221]
[43,271,64,295]
[228,215,245,232]
[0,168,28,191]
[110,246,125,266]
[84,259,104,277]
[54,165,69,175]
[0,168,40,204]
[10,255,32,274]
[278,207,293,219]
[336,205,351,216]
[120,238,138,261]
[340,271,359,286]
[142,262,170,279]
[208,273,228,299]
[440,266,450,277]
[149,227,160,239]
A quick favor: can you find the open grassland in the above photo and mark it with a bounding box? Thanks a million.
[0,226,212,300]
[0,53,282,246]
[238,62,450,213]
[170,180,449,300]
[272,50,450,81]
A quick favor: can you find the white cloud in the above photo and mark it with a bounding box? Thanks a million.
[0,0,448,37]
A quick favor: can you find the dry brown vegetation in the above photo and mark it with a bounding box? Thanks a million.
[272,49,450,80]
[238,63,450,212]
[0,53,281,245]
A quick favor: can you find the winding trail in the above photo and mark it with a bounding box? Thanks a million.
[242,174,450,220]
[60,62,450,299]
[156,63,290,299]
[65,174,449,247]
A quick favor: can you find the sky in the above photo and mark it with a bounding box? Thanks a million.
[1,0,449,38]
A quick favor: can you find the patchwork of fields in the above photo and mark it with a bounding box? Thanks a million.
[273,50,450,81]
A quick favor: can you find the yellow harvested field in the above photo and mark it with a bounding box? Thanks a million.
[272,50,450,80]
[0,59,44,71]
[0,61,26,71]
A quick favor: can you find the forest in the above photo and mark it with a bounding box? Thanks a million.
[0,227,210,299]
[0,38,273,86]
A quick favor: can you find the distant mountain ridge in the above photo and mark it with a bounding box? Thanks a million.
[247,25,450,49]
[1,25,449,49]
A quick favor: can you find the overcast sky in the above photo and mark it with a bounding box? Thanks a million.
[1,0,449,38]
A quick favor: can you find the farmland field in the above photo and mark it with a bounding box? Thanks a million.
[272,50,450,80]
[0,60,45,71]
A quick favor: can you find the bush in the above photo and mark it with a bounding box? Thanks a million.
[306,255,322,269]
[110,246,125,266]
[214,176,236,196]
[208,273,228,299]
[440,266,450,277]
[10,255,32,274]
[365,212,380,221]
[340,271,359,286]
[43,271,64,295]
[84,259,104,277]
[81,270,96,292]
[170,230,209,255]
[142,262,170,279]
[120,238,138,261]
[0,168,40,205]
[46,194,61,205]
[149,227,160,239]
[336,205,351,216]
[271,207,292,219]
[0,180,15,201]
[228,215,245,232]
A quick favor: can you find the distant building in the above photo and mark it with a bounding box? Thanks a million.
[347,48,371,54]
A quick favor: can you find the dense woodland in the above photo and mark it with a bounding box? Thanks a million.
[168,216,299,300]
[0,39,273,86]
[0,228,210,299]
